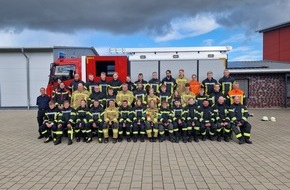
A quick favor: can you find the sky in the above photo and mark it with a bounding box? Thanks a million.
[1,0,290,61]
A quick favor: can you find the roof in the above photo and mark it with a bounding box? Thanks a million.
[0,46,98,55]
[257,21,290,33]
[228,60,290,74]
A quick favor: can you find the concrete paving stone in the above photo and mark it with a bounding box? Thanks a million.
[207,183,222,190]
[196,181,209,189]
[51,183,66,190]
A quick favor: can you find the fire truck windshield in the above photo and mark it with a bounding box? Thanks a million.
[53,65,75,81]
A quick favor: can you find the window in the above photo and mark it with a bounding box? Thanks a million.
[235,79,249,97]
[96,61,115,76]
[54,65,75,80]
[286,75,290,98]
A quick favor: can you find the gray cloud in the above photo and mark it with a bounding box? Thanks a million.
[0,0,289,35]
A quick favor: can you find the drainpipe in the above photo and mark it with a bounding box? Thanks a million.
[22,48,30,110]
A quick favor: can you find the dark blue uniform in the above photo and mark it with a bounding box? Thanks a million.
[36,95,50,136]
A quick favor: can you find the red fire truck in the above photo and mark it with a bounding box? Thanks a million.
[47,46,231,96]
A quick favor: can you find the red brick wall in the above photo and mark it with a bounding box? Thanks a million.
[232,73,290,108]
[263,26,290,62]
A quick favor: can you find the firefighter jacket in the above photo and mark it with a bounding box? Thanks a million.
[85,80,98,94]
[158,91,171,107]
[181,91,196,107]
[133,106,146,122]
[176,76,188,93]
[105,94,116,107]
[134,80,148,90]
[104,106,119,123]
[227,89,246,106]
[44,107,60,125]
[69,80,86,92]
[71,90,90,109]
[88,105,104,123]
[53,88,71,107]
[182,103,199,122]
[212,103,230,122]
[119,106,134,123]
[146,107,158,123]
[60,106,76,125]
[219,76,235,95]
[108,79,122,95]
[209,91,224,106]
[198,105,215,123]
[148,78,161,94]
[76,106,90,124]
[158,107,173,123]
[228,103,249,125]
[126,81,135,91]
[97,80,108,95]
[201,78,218,95]
[147,94,160,106]
[116,90,135,107]
[196,94,208,107]
[161,76,176,95]
[172,105,184,121]
[189,81,201,95]
[134,89,147,105]
[89,91,106,108]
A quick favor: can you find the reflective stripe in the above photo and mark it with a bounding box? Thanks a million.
[140,131,146,135]
[41,130,47,135]
[74,129,80,133]
[126,132,131,135]
[98,130,103,133]
[224,128,231,133]
[201,131,206,135]
[153,129,158,133]
[182,128,188,131]
[173,128,179,132]
[236,133,242,138]
[187,127,192,130]
[159,131,165,135]
[169,130,174,133]
[217,128,222,132]
[86,130,92,133]
[209,131,215,135]
[194,126,200,131]
[119,131,123,135]
[244,132,251,137]
[55,131,63,135]
[133,131,139,135]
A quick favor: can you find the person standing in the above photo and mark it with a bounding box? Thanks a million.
[219,69,235,96]
[161,70,176,96]
[36,87,50,139]
[176,69,188,94]
[202,71,218,95]
[189,74,201,96]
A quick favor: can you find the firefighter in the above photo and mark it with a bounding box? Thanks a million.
[146,100,159,142]
[53,82,71,110]
[69,73,86,92]
[71,83,90,109]
[229,96,252,144]
[196,87,208,107]
[202,71,218,95]
[87,100,104,143]
[133,82,147,105]
[172,99,185,143]
[213,96,231,142]
[227,82,246,106]
[161,70,176,96]
[181,83,196,107]
[105,87,116,108]
[59,100,76,145]
[85,74,98,94]
[134,73,148,90]
[118,100,134,142]
[147,87,160,106]
[158,101,174,142]
[88,85,106,108]
[132,99,147,142]
[199,99,216,141]
[103,100,119,143]
[108,72,122,95]
[39,101,60,144]
[219,69,235,96]
[75,99,90,142]
[116,83,135,107]
[189,74,201,96]
[171,90,181,107]
[209,84,224,106]
[158,84,171,107]
[176,69,188,94]
[126,76,135,91]
[98,72,109,95]
[183,97,200,142]
[148,71,161,94]
[36,87,50,139]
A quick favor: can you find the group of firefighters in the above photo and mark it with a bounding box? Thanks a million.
[36,69,252,145]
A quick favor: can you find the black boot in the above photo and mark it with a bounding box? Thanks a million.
[224,135,229,142]
[54,135,61,145]
[140,135,145,142]
[82,133,87,142]
[68,138,73,145]
[127,136,131,142]
[159,135,165,142]
[133,135,138,143]
[217,135,222,142]
[76,133,81,142]
[245,137,252,144]
[193,133,199,142]
[174,132,180,143]
[118,135,123,142]
[202,135,206,141]
[104,138,108,144]
[238,137,245,144]
[169,134,175,142]
[112,138,117,144]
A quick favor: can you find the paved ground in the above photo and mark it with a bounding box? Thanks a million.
[0,109,290,190]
